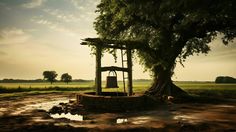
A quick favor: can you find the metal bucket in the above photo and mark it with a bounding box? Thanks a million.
[106,70,118,88]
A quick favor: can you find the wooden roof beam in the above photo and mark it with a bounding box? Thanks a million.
[81,38,146,50]
[101,66,129,72]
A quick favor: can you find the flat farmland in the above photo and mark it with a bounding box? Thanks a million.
[1,81,236,97]
[1,81,236,90]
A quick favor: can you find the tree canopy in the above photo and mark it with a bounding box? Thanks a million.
[61,73,72,84]
[43,71,58,84]
[215,76,236,83]
[94,0,236,97]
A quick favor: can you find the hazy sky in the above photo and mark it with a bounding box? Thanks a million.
[0,0,235,81]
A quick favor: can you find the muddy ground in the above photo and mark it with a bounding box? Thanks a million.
[0,93,236,132]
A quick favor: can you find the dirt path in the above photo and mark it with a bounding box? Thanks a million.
[0,93,236,131]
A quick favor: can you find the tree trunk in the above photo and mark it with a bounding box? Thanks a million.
[145,66,188,100]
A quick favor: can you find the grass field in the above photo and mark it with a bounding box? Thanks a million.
[1,81,236,98]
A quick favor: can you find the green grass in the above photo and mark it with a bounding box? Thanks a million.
[0,82,95,88]
[1,81,236,99]
[175,81,236,90]
[176,82,236,99]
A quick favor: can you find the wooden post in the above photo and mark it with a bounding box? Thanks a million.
[95,45,102,95]
[127,49,133,96]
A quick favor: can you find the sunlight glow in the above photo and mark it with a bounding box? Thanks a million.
[0,0,235,81]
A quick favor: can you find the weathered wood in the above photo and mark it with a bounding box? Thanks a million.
[101,66,128,72]
[82,42,127,49]
[81,38,146,50]
[95,45,102,95]
[81,37,136,96]
[127,49,133,96]
[121,49,126,93]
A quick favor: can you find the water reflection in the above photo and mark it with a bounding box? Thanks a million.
[131,116,151,124]
[116,116,153,124]
[214,104,235,108]
[50,113,83,121]
[12,98,69,115]
[173,115,193,121]
[26,99,68,111]
[116,118,128,124]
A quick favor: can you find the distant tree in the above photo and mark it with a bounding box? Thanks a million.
[215,76,236,83]
[43,71,58,84]
[61,73,72,84]
[215,76,224,83]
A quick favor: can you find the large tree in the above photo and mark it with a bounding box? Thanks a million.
[94,0,236,98]
[43,71,58,84]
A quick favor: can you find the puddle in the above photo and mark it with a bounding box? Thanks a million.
[32,117,54,123]
[214,104,235,108]
[50,113,83,121]
[173,113,207,124]
[25,99,68,111]
[12,98,68,115]
[116,116,152,124]
[131,116,152,124]
[0,108,7,112]
[10,97,86,122]
[173,115,195,121]
[0,108,7,115]
[116,118,128,124]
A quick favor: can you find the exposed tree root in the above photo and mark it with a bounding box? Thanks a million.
[145,80,189,103]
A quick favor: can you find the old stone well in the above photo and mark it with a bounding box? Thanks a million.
[76,38,156,112]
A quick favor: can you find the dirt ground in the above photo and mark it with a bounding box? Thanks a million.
[0,93,236,132]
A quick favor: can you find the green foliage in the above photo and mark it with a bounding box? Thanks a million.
[43,71,58,84]
[215,76,236,83]
[88,44,118,63]
[94,0,236,77]
[61,73,72,84]
[0,86,92,93]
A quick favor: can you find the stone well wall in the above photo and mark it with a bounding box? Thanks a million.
[77,92,153,111]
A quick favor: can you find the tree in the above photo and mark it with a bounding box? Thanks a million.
[215,76,236,83]
[61,73,72,84]
[94,0,236,98]
[43,71,58,84]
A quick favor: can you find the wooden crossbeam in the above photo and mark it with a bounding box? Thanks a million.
[81,38,145,50]
[101,66,128,72]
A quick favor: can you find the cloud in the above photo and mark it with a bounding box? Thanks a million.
[70,0,99,21]
[43,8,97,23]
[0,28,30,45]
[70,0,99,11]
[31,17,79,37]
[43,8,80,22]
[0,2,11,10]
[22,0,46,9]
[70,0,86,10]
[0,51,7,55]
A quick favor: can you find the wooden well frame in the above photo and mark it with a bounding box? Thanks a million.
[81,38,144,96]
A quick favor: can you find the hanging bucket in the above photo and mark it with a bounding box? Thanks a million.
[106,70,118,88]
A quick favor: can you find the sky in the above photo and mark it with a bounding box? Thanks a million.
[0,0,235,81]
